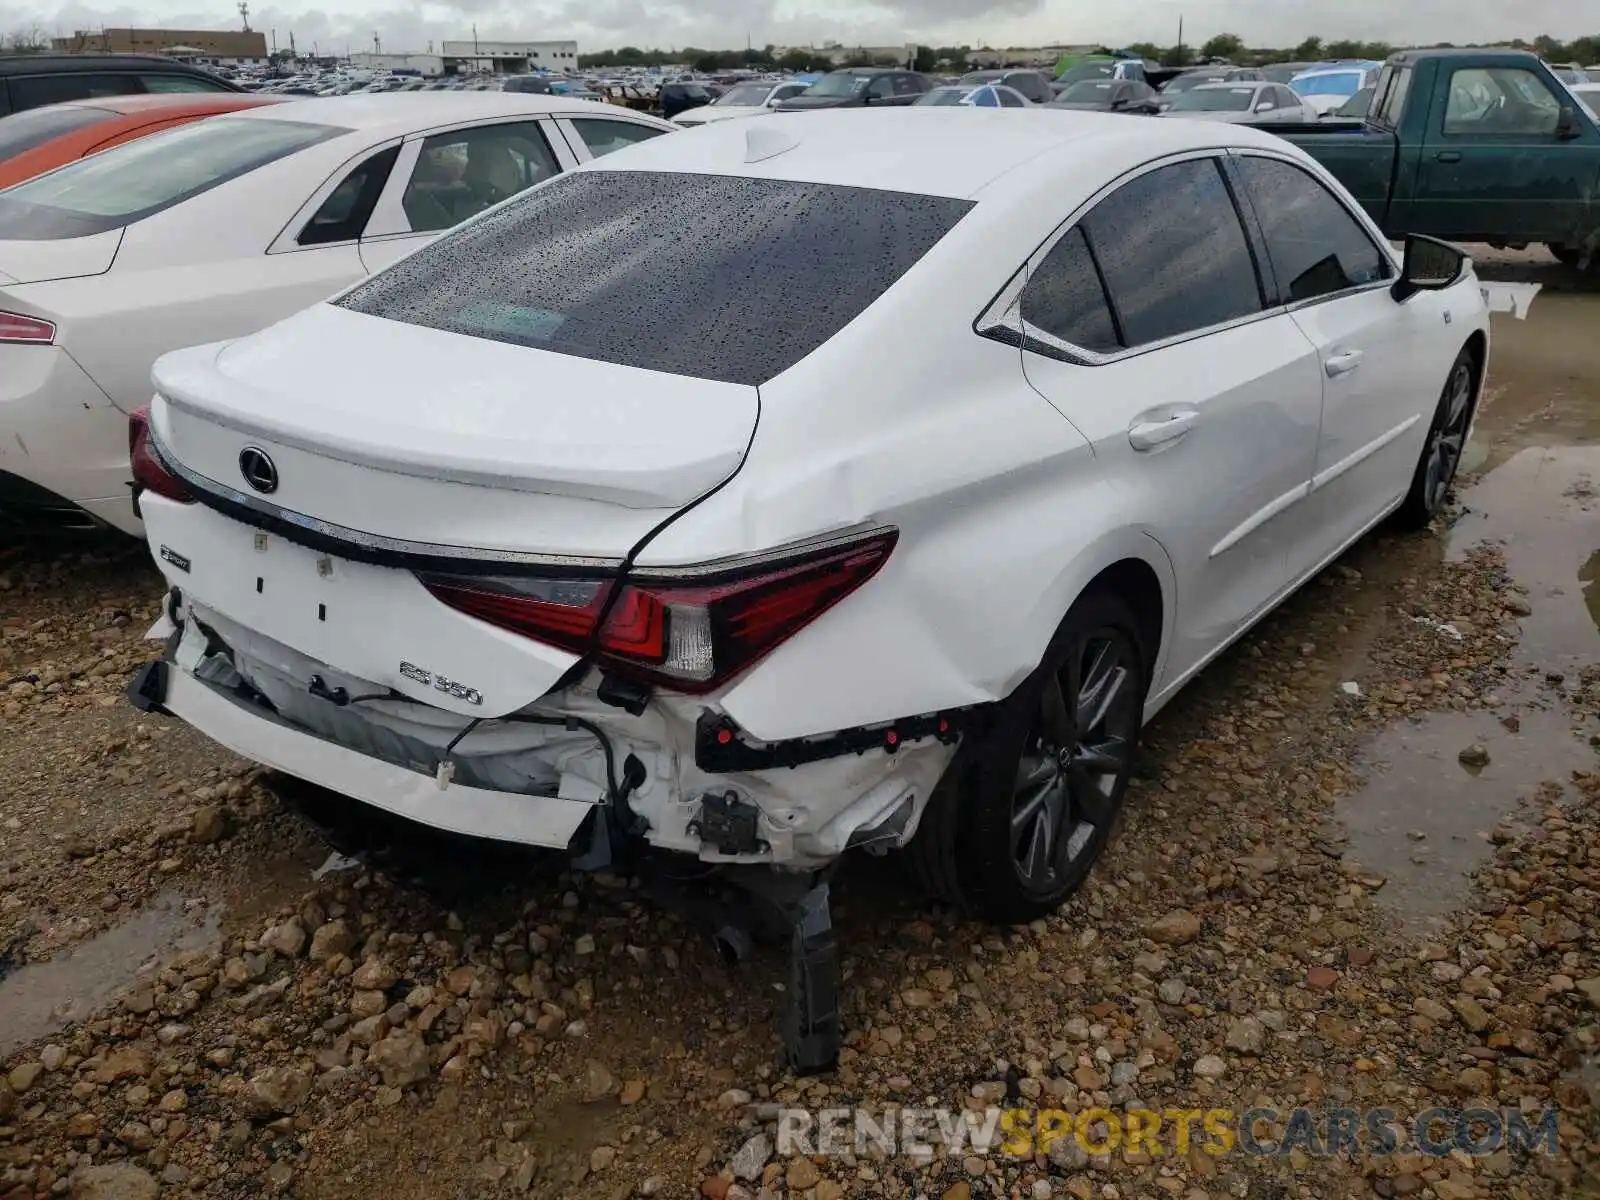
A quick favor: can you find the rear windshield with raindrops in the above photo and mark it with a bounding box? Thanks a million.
[334,170,974,387]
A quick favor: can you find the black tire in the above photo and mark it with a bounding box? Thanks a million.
[1394,346,1479,530]
[907,589,1147,924]
[1547,243,1589,269]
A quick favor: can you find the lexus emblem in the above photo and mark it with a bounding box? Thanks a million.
[238,446,278,494]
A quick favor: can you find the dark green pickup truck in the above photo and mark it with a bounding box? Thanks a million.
[1278,49,1600,266]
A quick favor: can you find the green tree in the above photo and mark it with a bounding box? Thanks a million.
[1292,36,1323,61]
[913,45,937,73]
[1124,42,1162,61]
[1160,43,1192,67]
[1324,40,1363,59]
[1199,33,1245,61]
[843,50,876,67]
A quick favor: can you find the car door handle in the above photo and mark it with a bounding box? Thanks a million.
[1128,409,1199,451]
[1435,150,1462,163]
[1324,349,1364,378]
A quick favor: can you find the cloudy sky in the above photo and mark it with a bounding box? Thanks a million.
[1,0,1589,56]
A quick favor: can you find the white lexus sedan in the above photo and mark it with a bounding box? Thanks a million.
[672,79,810,127]
[0,94,674,533]
[129,110,1486,1069]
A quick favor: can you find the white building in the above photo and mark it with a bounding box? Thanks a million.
[347,52,445,76]
[440,39,578,74]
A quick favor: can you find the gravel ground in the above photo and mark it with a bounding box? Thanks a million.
[2,257,1598,1200]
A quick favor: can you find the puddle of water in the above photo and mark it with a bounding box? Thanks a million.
[1340,705,1591,930]
[1340,297,1600,924]
[0,893,220,1056]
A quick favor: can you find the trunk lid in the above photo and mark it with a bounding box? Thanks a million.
[145,303,760,712]
[151,303,760,558]
[0,230,123,285]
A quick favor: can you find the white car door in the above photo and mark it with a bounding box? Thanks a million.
[357,117,580,274]
[1227,151,1452,571]
[995,153,1325,691]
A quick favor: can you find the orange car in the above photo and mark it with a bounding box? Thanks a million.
[0,93,285,189]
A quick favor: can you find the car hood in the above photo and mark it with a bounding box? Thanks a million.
[774,95,858,110]
[1165,109,1259,123]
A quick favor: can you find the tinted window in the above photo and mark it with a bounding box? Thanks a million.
[1082,158,1262,348]
[143,74,233,94]
[337,171,973,387]
[0,117,342,239]
[1444,67,1562,135]
[1170,87,1256,112]
[0,105,116,163]
[893,74,924,96]
[299,146,399,245]
[569,118,665,159]
[1020,226,1119,354]
[1374,66,1411,127]
[402,121,560,233]
[9,73,142,111]
[997,89,1025,107]
[866,76,895,99]
[1233,156,1390,302]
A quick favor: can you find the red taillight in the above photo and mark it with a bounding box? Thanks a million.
[421,529,897,694]
[0,310,55,344]
[128,405,195,504]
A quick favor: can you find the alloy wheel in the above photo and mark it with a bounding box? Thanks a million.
[1422,360,1474,512]
[1010,631,1140,892]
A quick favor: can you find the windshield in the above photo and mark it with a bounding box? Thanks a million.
[915,87,969,106]
[715,83,771,106]
[0,117,342,239]
[336,171,974,388]
[1055,62,1115,86]
[1170,86,1256,112]
[1057,81,1117,103]
[1293,70,1364,98]
[1163,72,1225,93]
[0,106,117,163]
[958,71,1004,87]
[804,72,871,98]
[1260,64,1306,84]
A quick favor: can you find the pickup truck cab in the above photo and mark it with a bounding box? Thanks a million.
[1281,50,1600,267]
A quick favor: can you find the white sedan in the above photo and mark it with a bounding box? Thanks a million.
[1162,81,1320,123]
[130,110,1486,1069]
[672,80,811,127]
[0,93,674,533]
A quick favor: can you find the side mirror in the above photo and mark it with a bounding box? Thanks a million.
[1256,101,1274,112]
[1556,105,1583,139]
[1392,234,1468,302]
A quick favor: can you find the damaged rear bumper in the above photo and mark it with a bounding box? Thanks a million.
[130,656,597,848]
[134,600,958,868]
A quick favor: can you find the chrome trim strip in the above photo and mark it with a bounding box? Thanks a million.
[627,522,898,582]
[145,420,623,571]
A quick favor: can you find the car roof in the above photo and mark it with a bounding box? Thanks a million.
[217,92,671,135]
[0,54,227,77]
[1194,81,1263,90]
[580,106,1292,200]
[48,93,283,117]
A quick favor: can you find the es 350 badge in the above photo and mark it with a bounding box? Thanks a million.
[399,661,483,706]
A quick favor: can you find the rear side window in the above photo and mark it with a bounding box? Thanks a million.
[0,117,344,240]
[143,74,235,94]
[568,118,664,159]
[1232,156,1390,302]
[299,145,399,245]
[0,105,116,163]
[1080,158,1263,349]
[9,73,142,111]
[336,171,973,387]
[1020,226,1119,354]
